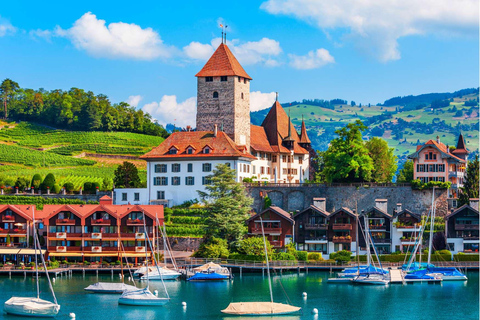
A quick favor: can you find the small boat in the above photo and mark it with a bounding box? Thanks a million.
[327,277,353,283]
[84,282,138,294]
[4,207,60,317]
[352,273,389,286]
[140,267,181,281]
[187,262,231,281]
[221,216,300,316]
[118,288,169,306]
[404,269,443,282]
[338,265,388,278]
[425,267,468,281]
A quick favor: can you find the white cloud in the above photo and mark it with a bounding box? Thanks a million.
[288,48,334,69]
[54,12,173,60]
[261,0,479,62]
[250,91,277,111]
[142,95,197,128]
[126,95,143,108]
[183,37,282,66]
[0,18,16,37]
[29,29,53,41]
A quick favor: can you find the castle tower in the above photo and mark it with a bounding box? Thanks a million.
[195,43,252,149]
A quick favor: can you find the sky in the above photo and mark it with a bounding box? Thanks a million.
[0,0,478,127]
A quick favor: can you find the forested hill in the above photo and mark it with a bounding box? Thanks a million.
[0,79,168,138]
[251,88,479,164]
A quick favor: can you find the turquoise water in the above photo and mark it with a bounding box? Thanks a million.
[0,271,478,320]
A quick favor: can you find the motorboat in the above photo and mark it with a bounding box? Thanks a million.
[187,262,231,281]
[140,266,181,281]
[84,282,138,294]
[352,273,389,285]
[118,288,169,306]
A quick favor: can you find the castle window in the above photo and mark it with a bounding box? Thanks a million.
[238,77,241,82]
[202,176,212,185]
[244,78,247,84]
[213,91,219,98]
[171,177,180,186]
[267,167,270,174]
[261,167,265,174]
[206,77,213,82]
[282,155,287,162]
[157,191,165,200]
[203,147,211,154]
[272,155,277,163]
[433,154,437,160]
[168,147,178,154]
[299,157,303,165]
[187,148,194,154]
[241,93,244,99]
[154,177,168,186]
[221,76,227,82]
[155,164,167,173]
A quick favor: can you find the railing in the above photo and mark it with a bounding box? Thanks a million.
[91,219,111,225]
[371,238,391,244]
[270,240,283,247]
[463,236,480,240]
[251,228,282,234]
[244,182,412,188]
[449,171,464,178]
[369,225,386,230]
[455,224,479,230]
[56,219,76,225]
[47,246,82,252]
[1,216,15,222]
[120,233,152,238]
[332,224,352,230]
[400,238,418,243]
[332,236,352,243]
[126,219,144,225]
[102,233,119,238]
[304,236,328,241]
[305,223,328,230]
[0,229,26,234]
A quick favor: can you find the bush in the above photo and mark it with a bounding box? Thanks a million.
[228,253,265,261]
[52,184,61,194]
[454,254,479,261]
[15,177,30,190]
[238,237,273,257]
[84,261,91,266]
[330,250,352,264]
[40,173,56,192]
[63,182,74,193]
[435,249,451,255]
[307,252,323,261]
[194,237,229,259]
[31,174,42,190]
[297,251,308,261]
[61,260,67,264]
[272,252,296,261]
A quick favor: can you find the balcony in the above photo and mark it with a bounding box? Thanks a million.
[251,227,282,234]
[90,232,102,240]
[1,215,15,222]
[304,236,328,243]
[126,219,144,226]
[332,224,352,231]
[332,236,352,243]
[269,240,283,247]
[371,238,391,244]
[464,236,479,241]
[135,246,146,253]
[91,219,111,225]
[56,219,76,225]
[449,171,464,178]
[120,233,152,239]
[400,237,418,243]
[455,224,479,231]
[135,232,145,240]
[369,224,386,230]
[48,246,82,252]
[0,228,26,235]
[90,246,102,253]
[305,223,328,230]
[102,233,118,238]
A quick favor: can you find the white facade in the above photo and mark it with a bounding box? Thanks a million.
[250,151,308,183]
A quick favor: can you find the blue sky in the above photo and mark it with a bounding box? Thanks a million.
[0,0,478,127]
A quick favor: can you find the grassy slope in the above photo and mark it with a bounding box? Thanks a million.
[0,122,162,189]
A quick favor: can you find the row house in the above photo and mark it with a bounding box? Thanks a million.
[40,196,163,262]
[408,134,469,198]
[445,199,479,254]
[391,204,423,253]
[358,199,393,255]
[246,206,294,248]
[0,205,33,248]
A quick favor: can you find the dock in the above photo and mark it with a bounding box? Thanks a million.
[389,268,404,284]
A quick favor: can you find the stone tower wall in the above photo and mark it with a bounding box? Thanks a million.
[196,76,250,149]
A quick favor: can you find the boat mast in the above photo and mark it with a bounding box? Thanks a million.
[355,204,359,271]
[142,211,149,289]
[260,217,274,305]
[32,207,40,299]
[427,187,436,265]
[364,214,370,266]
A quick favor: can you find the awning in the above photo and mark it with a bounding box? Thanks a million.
[17,249,46,255]
[0,248,21,254]
[123,253,151,258]
[49,253,83,257]
[83,253,118,257]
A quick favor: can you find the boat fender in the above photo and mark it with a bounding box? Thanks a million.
[182,302,187,307]
[154,290,158,296]
[52,278,56,283]
[69,312,76,318]
[302,292,307,297]
[312,308,318,314]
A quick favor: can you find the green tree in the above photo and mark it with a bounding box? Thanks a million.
[0,78,20,119]
[114,161,142,188]
[14,177,30,190]
[322,120,374,182]
[31,174,42,190]
[458,156,479,206]
[238,236,273,257]
[309,150,326,183]
[198,164,253,250]
[194,237,229,259]
[40,173,56,192]
[397,160,414,183]
[365,137,397,183]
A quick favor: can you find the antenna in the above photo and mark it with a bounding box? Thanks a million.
[276,92,278,101]
[224,25,228,43]
[220,24,224,44]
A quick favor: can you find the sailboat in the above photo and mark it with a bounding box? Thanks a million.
[221,217,301,316]
[352,214,389,285]
[84,244,137,294]
[118,211,170,306]
[4,208,60,317]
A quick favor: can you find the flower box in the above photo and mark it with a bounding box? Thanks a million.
[56,232,66,238]
[135,246,145,253]
[56,246,66,252]
[92,246,102,253]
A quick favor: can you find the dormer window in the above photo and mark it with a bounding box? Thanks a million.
[187,148,193,154]
[168,146,178,154]
[203,145,213,154]
[221,76,227,82]
[206,77,213,82]
[213,91,219,98]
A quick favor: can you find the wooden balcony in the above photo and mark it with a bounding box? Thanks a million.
[305,223,328,230]
[332,224,352,231]
[103,233,119,239]
[48,246,82,252]
[0,228,26,235]
[455,224,479,231]
[332,236,352,243]
[369,225,387,230]
[91,219,112,226]
[56,219,76,225]
[120,233,153,239]
[251,228,282,234]
[269,240,283,247]
[1,216,15,222]
[126,219,144,226]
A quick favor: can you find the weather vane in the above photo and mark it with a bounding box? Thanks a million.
[220,23,228,43]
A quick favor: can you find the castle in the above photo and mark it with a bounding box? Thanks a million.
[114,42,312,206]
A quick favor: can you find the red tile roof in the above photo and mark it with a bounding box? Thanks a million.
[250,125,274,153]
[452,133,469,154]
[140,131,256,160]
[412,139,466,162]
[299,120,311,144]
[247,205,294,223]
[195,43,252,80]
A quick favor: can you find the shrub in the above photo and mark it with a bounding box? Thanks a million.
[272,252,296,261]
[330,250,352,264]
[297,251,308,261]
[238,237,273,257]
[454,254,479,261]
[307,252,323,261]
[84,261,91,266]
[228,253,264,261]
[63,182,74,193]
[49,260,59,269]
[40,173,56,192]
[15,177,30,190]
[435,249,451,255]
[194,237,230,259]
[31,174,42,190]
[61,260,67,264]
[53,184,61,194]
[263,196,272,209]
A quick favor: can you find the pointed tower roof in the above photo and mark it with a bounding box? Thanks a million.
[299,118,311,144]
[195,43,252,79]
[452,133,469,154]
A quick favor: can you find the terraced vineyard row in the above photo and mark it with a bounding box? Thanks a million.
[50,144,148,156]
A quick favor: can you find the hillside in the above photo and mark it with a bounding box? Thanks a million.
[0,121,163,190]
[252,88,479,166]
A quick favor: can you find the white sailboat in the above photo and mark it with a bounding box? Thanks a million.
[4,208,60,317]
[118,211,170,306]
[221,217,301,316]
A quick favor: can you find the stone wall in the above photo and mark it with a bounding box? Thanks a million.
[247,185,449,217]
[161,237,202,252]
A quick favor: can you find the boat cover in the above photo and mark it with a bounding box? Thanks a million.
[221,302,301,315]
[404,269,435,280]
[118,288,169,306]
[342,265,388,274]
[4,297,60,317]
[427,267,466,277]
[193,262,223,272]
[187,272,229,281]
[402,262,435,271]
[84,282,137,293]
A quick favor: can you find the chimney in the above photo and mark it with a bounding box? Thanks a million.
[436,136,440,143]
[446,145,449,153]
[396,203,402,213]
[375,199,388,213]
[313,198,326,212]
[214,124,218,137]
[469,199,479,211]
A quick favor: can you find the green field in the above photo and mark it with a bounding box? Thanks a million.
[0,122,161,190]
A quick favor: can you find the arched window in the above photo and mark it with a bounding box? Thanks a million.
[213,91,219,98]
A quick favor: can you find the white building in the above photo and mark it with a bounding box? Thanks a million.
[114,41,311,206]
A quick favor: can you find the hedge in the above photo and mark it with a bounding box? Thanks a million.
[358,254,453,263]
[454,254,479,261]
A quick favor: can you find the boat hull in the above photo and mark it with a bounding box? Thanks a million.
[187,272,230,281]
[4,297,60,318]
[84,282,138,294]
[118,297,169,306]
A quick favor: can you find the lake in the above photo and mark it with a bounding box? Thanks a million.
[0,270,478,320]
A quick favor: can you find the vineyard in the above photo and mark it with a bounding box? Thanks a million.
[164,208,208,238]
[0,196,97,210]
